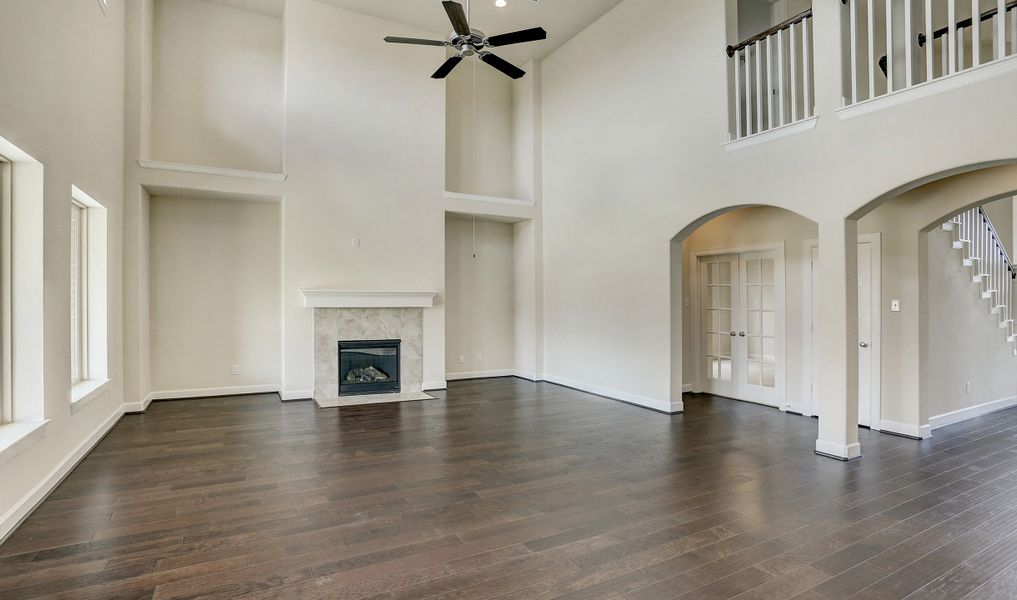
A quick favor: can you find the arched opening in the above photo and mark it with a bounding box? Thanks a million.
[845,162,1017,439]
[670,205,820,417]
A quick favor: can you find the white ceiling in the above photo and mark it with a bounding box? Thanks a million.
[205,0,624,63]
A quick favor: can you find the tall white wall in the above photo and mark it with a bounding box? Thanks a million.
[925,227,1017,419]
[151,0,284,172]
[445,217,516,376]
[0,0,125,539]
[281,0,447,395]
[149,196,281,393]
[540,0,1017,426]
[446,62,517,198]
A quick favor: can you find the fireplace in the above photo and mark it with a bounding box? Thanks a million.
[338,339,401,396]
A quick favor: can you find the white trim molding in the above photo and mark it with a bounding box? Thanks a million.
[70,378,112,414]
[542,374,683,414]
[0,407,119,544]
[815,439,862,461]
[837,55,1017,121]
[880,419,933,439]
[137,159,287,182]
[929,396,1017,431]
[422,381,448,391]
[123,395,154,414]
[300,290,440,309]
[446,370,517,381]
[724,117,819,152]
[148,384,280,402]
[281,389,314,401]
[443,190,535,208]
[0,420,49,469]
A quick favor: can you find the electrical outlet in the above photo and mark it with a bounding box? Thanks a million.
[231,365,240,376]
[891,300,901,312]
[476,353,483,363]
[457,355,465,365]
[966,382,972,394]
[351,238,361,249]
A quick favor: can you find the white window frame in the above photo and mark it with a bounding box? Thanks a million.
[0,136,48,468]
[69,186,110,413]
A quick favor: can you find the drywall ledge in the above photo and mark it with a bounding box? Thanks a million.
[724,117,819,153]
[138,159,287,182]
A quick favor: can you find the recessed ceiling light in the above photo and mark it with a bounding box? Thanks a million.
[495,0,507,7]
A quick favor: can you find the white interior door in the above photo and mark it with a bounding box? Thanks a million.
[700,255,739,399]
[738,251,780,407]
[857,242,874,427]
[698,249,782,408]
[807,239,880,428]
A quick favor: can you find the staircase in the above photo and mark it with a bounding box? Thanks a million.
[943,207,1017,353]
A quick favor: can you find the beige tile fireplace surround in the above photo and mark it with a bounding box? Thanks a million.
[303,291,439,408]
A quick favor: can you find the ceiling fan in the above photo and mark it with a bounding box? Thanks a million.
[384,1,546,80]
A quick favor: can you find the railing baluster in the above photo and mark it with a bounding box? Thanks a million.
[755,41,764,131]
[803,17,812,117]
[959,27,966,69]
[766,35,774,128]
[851,0,860,103]
[790,22,799,121]
[905,0,914,86]
[997,2,1007,59]
[887,0,895,92]
[734,50,742,139]
[745,47,754,134]
[973,0,981,66]
[926,0,935,80]
[778,27,786,126]
[868,0,877,97]
[1012,5,1017,55]
[949,0,958,73]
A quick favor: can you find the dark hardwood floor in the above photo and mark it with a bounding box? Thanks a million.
[3,379,1017,599]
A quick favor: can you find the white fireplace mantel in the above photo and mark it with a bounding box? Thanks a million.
[300,289,440,309]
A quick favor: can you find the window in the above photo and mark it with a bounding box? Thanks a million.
[69,186,109,412]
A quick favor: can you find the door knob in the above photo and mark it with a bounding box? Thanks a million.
[730,331,737,337]
[860,342,870,348]
[739,332,747,337]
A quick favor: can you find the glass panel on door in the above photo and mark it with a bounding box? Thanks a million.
[702,257,737,389]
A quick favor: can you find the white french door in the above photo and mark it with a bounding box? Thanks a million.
[699,249,783,408]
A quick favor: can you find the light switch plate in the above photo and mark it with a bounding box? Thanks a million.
[891,300,901,312]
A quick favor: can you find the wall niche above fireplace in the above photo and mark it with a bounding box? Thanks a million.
[339,339,401,396]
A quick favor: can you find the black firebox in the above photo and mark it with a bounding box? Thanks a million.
[338,339,401,396]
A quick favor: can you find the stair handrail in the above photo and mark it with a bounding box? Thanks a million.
[726,8,812,57]
[978,206,1016,280]
[919,0,1017,47]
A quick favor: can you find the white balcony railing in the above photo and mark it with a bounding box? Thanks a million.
[844,0,1017,105]
[728,9,816,142]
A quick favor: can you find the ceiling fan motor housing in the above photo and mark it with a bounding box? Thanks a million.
[452,29,487,56]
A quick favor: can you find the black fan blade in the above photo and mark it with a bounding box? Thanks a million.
[432,55,464,79]
[480,53,525,79]
[384,36,448,47]
[486,27,547,47]
[443,1,472,37]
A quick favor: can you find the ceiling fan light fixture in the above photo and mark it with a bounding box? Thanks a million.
[495,0,507,7]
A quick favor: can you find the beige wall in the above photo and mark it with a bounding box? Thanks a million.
[925,227,1017,418]
[681,206,818,411]
[446,62,516,198]
[0,0,125,539]
[151,0,284,172]
[445,217,516,375]
[149,196,281,393]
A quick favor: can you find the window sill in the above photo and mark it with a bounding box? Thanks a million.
[71,378,111,414]
[0,419,50,468]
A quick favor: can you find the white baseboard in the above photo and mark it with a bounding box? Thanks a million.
[880,419,933,439]
[815,439,862,460]
[446,370,516,381]
[281,389,313,401]
[929,396,1017,431]
[541,374,682,414]
[682,384,693,393]
[123,394,154,414]
[422,380,447,391]
[0,405,124,544]
[148,384,280,402]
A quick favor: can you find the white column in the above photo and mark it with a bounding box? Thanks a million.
[815,218,861,460]
[812,0,846,111]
